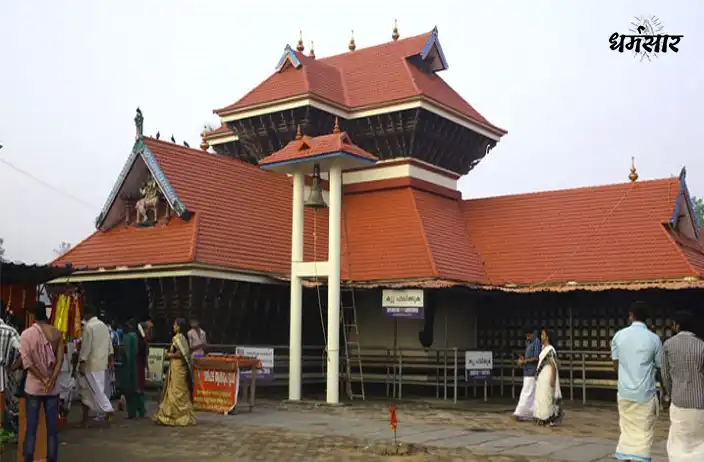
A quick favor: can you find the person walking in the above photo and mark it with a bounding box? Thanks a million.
[611,301,663,462]
[117,319,146,419]
[513,326,541,421]
[187,318,207,358]
[78,304,115,426]
[19,302,64,462]
[662,310,704,461]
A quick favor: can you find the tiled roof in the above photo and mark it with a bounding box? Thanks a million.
[203,124,234,139]
[259,129,377,167]
[215,30,505,134]
[461,178,703,286]
[54,217,197,268]
[55,138,704,287]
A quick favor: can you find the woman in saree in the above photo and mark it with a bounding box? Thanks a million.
[153,318,196,426]
[533,328,564,426]
[117,319,146,419]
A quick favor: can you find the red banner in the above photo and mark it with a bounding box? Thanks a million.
[192,366,240,413]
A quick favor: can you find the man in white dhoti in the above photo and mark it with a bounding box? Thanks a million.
[611,301,663,461]
[78,304,115,426]
[513,326,541,420]
[661,310,704,462]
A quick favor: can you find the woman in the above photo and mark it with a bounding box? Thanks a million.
[117,319,146,419]
[153,318,195,426]
[533,328,563,426]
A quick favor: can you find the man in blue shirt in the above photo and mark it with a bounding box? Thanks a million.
[513,326,541,421]
[611,301,663,462]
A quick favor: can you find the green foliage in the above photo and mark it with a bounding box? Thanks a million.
[693,196,704,228]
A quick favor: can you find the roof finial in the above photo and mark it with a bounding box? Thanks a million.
[200,126,210,151]
[309,41,315,59]
[629,156,639,182]
[134,107,144,139]
[349,30,356,51]
[297,30,305,52]
[333,117,340,134]
[392,19,400,41]
[295,124,302,140]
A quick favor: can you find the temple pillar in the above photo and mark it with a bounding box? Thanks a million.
[289,171,305,401]
[326,165,342,404]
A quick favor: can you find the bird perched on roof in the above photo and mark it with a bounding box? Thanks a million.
[155,131,160,140]
[170,135,176,143]
[183,141,190,148]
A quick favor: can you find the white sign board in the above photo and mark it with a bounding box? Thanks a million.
[382,289,424,308]
[147,347,165,384]
[465,351,493,380]
[235,346,274,379]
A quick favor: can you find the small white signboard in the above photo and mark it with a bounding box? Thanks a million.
[235,346,274,379]
[465,351,493,380]
[147,347,165,384]
[382,289,424,319]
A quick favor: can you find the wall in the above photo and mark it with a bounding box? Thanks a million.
[352,288,478,354]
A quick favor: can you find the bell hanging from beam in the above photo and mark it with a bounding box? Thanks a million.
[304,164,327,209]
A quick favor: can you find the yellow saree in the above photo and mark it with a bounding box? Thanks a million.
[153,333,196,426]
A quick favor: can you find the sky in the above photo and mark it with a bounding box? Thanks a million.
[0,0,702,264]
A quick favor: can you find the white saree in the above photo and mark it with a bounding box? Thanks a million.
[533,345,563,425]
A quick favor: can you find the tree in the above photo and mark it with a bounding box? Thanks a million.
[0,237,5,261]
[53,241,71,257]
[693,196,704,229]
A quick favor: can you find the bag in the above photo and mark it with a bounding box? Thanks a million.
[15,369,27,399]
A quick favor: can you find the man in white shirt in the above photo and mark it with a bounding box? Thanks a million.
[78,304,114,425]
[187,319,207,357]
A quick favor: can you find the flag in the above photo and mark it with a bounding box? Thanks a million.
[389,406,397,432]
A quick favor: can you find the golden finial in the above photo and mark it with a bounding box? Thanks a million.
[332,117,340,134]
[348,30,356,51]
[296,30,305,52]
[392,19,400,41]
[200,126,210,151]
[295,124,302,140]
[629,156,639,182]
[309,41,315,59]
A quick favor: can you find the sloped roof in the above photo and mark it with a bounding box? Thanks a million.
[259,129,377,167]
[54,138,704,288]
[461,178,704,286]
[215,30,505,136]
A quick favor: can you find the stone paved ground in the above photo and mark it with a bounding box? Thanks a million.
[0,398,671,461]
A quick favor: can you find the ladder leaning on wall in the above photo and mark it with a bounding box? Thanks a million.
[340,192,365,400]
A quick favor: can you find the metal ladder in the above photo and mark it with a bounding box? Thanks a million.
[340,286,365,400]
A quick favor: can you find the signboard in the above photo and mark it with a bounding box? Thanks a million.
[192,367,240,413]
[146,347,165,384]
[465,351,493,380]
[235,346,274,379]
[382,289,424,319]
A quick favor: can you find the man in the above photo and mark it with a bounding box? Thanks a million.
[611,301,663,462]
[187,318,207,357]
[0,301,21,434]
[513,326,541,421]
[20,301,63,462]
[78,303,115,426]
[661,310,704,461]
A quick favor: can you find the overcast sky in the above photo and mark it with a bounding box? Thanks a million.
[0,0,701,264]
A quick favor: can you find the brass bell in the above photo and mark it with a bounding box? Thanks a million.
[304,164,327,209]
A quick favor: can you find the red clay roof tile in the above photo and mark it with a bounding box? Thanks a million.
[461,178,702,286]
[215,31,505,134]
[259,131,377,167]
[56,138,704,287]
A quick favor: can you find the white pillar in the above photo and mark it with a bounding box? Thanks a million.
[289,171,305,401]
[326,164,342,404]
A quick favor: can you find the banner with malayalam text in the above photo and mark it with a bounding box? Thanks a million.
[192,367,240,413]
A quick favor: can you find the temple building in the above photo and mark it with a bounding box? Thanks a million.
[50,26,704,400]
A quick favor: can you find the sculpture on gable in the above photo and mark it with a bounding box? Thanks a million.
[135,178,160,226]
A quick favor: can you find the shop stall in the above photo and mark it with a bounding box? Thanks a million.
[0,262,75,462]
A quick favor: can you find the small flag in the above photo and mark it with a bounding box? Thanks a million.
[389,406,397,432]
